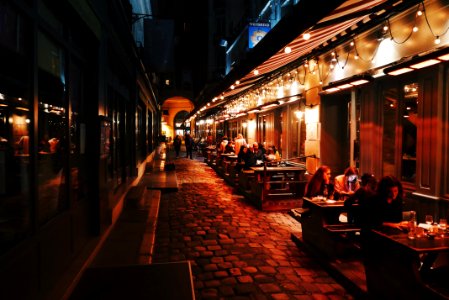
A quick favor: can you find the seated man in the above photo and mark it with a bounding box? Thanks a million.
[334,166,360,199]
[252,142,265,165]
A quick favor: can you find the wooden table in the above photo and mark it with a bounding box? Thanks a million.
[248,164,307,210]
[298,197,359,257]
[363,227,449,299]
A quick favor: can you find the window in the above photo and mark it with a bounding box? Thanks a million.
[382,82,418,184]
[37,32,67,224]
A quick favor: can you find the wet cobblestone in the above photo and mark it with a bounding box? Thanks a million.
[152,155,354,299]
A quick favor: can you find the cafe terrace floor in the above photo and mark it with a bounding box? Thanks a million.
[151,151,364,299]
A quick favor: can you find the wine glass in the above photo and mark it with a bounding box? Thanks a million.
[425,215,433,226]
[439,218,447,231]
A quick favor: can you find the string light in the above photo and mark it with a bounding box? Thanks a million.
[215,1,448,116]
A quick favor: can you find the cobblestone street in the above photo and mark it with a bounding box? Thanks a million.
[152,155,354,299]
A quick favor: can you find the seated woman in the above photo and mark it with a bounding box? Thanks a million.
[236,145,255,171]
[304,165,335,199]
[361,175,406,230]
[334,166,360,199]
[224,141,235,154]
[265,145,281,164]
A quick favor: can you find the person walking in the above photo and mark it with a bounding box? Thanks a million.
[184,133,193,159]
[173,135,182,158]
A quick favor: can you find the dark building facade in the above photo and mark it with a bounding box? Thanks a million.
[0,1,160,299]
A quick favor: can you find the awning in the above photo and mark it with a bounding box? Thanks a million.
[199,0,419,114]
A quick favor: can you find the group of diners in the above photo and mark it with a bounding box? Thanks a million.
[304,165,406,231]
[216,134,281,172]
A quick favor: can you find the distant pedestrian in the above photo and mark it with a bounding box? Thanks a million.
[185,133,193,159]
[173,135,182,158]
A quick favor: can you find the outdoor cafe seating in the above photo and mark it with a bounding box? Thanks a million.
[290,198,449,299]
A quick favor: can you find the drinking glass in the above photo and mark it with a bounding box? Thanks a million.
[439,218,447,237]
[425,215,433,225]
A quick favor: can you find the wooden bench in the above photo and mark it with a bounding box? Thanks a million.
[362,229,449,299]
[70,262,195,300]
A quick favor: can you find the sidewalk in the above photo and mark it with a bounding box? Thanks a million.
[152,151,354,299]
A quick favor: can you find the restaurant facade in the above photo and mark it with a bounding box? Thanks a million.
[0,0,160,298]
[191,0,449,219]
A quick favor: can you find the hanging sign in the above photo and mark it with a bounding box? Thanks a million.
[248,22,271,48]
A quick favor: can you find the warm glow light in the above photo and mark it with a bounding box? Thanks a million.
[435,37,441,45]
[338,83,353,90]
[242,122,247,128]
[294,111,303,120]
[247,109,260,114]
[261,103,278,110]
[235,80,240,85]
[253,69,259,75]
[350,79,369,86]
[438,54,449,61]
[284,46,291,54]
[387,67,413,76]
[230,85,235,89]
[303,33,311,40]
[410,59,440,69]
[324,87,340,93]
[413,26,418,32]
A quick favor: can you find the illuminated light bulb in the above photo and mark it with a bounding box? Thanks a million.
[319,81,323,85]
[350,41,354,47]
[435,36,441,45]
[354,54,359,60]
[417,10,422,16]
[235,80,240,85]
[230,85,235,89]
[253,69,259,75]
[284,46,291,54]
[383,25,388,32]
[330,64,335,70]
[413,26,418,32]
[303,33,311,40]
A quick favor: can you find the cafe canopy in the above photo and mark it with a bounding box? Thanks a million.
[195,0,421,116]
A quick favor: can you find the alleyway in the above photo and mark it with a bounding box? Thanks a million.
[152,154,354,299]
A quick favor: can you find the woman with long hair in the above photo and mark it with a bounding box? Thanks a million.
[304,165,335,199]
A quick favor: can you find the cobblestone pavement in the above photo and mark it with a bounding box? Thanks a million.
[152,154,354,300]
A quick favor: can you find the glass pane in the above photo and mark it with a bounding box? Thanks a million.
[382,87,398,176]
[401,83,418,183]
[0,93,32,253]
[37,32,67,224]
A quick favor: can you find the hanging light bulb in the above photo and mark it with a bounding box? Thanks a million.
[435,36,441,45]
[284,46,292,54]
[354,53,359,60]
[303,33,311,40]
[413,26,418,32]
[417,9,423,16]
[350,41,354,47]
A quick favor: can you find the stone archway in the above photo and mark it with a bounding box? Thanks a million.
[173,110,189,137]
[161,96,194,140]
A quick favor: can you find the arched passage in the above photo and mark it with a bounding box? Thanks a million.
[161,96,194,140]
